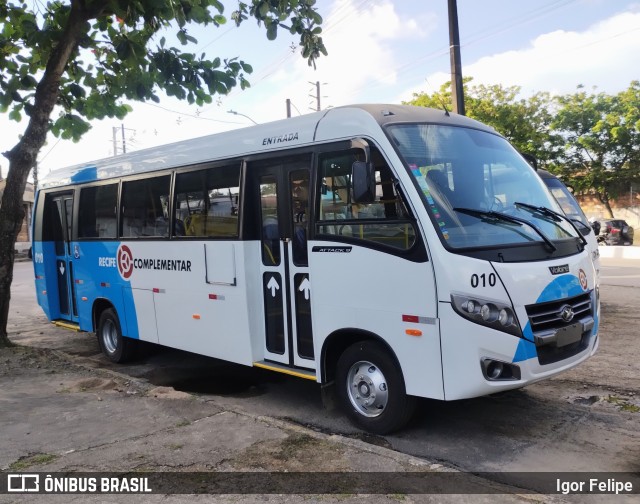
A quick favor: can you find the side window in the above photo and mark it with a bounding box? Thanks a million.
[290,170,309,266]
[173,164,240,238]
[78,184,118,239]
[260,175,280,265]
[317,147,416,250]
[120,175,170,238]
[42,194,65,255]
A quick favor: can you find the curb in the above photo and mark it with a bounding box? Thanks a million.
[597,245,640,260]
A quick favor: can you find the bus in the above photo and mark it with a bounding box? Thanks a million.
[536,168,600,278]
[32,105,599,434]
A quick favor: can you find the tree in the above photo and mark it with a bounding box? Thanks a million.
[0,0,326,347]
[550,82,640,217]
[405,78,558,166]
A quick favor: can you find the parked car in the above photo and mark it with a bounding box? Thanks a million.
[597,219,634,245]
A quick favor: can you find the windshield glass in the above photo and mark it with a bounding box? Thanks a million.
[386,124,578,249]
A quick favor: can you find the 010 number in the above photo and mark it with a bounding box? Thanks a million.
[471,273,496,288]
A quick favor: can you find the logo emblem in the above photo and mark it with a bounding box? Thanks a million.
[549,264,569,275]
[578,268,588,290]
[117,245,133,279]
[559,305,575,323]
[73,244,80,259]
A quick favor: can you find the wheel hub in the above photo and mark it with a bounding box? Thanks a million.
[346,361,389,418]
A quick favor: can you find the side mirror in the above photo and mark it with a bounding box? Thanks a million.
[352,161,375,203]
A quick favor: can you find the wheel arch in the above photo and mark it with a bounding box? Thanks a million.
[92,298,116,332]
[320,328,404,386]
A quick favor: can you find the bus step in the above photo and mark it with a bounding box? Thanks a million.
[253,361,316,381]
[52,320,80,332]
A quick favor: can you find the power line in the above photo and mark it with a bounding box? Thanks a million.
[141,101,244,125]
[38,138,62,163]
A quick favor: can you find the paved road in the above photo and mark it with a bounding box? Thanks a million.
[599,257,640,288]
[8,257,640,488]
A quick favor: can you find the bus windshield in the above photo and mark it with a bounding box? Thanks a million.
[542,175,590,228]
[386,123,578,249]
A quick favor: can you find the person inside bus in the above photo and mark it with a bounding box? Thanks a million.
[426,169,454,205]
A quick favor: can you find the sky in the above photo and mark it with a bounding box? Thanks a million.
[1,0,639,178]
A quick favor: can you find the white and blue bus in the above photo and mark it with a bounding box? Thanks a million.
[32,105,599,433]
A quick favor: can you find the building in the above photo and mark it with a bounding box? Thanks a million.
[0,174,35,254]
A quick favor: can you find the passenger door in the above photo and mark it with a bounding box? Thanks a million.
[46,192,79,322]
[249,156,314,369]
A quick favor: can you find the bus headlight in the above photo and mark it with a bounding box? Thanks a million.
[498,308,512,326]
[451,294,522,337]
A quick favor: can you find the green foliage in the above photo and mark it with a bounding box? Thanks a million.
[405,78,558,166]
[551,82,640,210]
[0,0,326,142]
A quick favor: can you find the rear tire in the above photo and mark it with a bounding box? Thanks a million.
[336,341,415,434]
[97,308,135,363]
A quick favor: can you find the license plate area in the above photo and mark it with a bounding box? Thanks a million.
[556,323,583,347]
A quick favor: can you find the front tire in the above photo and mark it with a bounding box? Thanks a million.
[97,308,135,363]
[336,341,415,434]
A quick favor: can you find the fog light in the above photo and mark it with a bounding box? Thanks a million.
[486,361,503,379]
[481,358,521,381]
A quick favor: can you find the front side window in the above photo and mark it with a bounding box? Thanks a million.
[173,164,240,238]
[317,147,416,250]
[120,175,170,238]
[387,124,578,251]
[78,184,118,239]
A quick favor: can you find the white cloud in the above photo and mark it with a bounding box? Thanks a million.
[223,0,427,121]
[400,8,640,101]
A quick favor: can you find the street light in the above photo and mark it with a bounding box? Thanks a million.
[227,110,258,125]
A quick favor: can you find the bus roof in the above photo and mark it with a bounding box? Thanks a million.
[39,104,496,189]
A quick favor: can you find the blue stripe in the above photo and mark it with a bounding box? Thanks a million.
[513,274,588,363]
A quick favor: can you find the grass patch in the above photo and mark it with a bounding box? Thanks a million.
[9,453,57,471]
[606,395,640,413]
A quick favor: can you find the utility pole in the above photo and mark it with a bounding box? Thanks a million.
[286,98,292,118]
[112,124,135,156]
[309,81,322,111]
[448,0,465,115]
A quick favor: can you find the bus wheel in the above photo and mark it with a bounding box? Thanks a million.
[336,341,415,434]
[97,308,135,363]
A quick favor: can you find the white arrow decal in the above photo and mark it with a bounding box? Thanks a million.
[59,263,65,276]
[267,276,280,297]
[298,277,311,301]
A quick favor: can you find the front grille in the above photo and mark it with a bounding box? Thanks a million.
[525,291,594,365]
[526,292,592,333]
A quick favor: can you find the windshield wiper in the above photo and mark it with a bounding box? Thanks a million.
[454,207,557,252]
[514,202,587,247]
[514,201,563,222]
